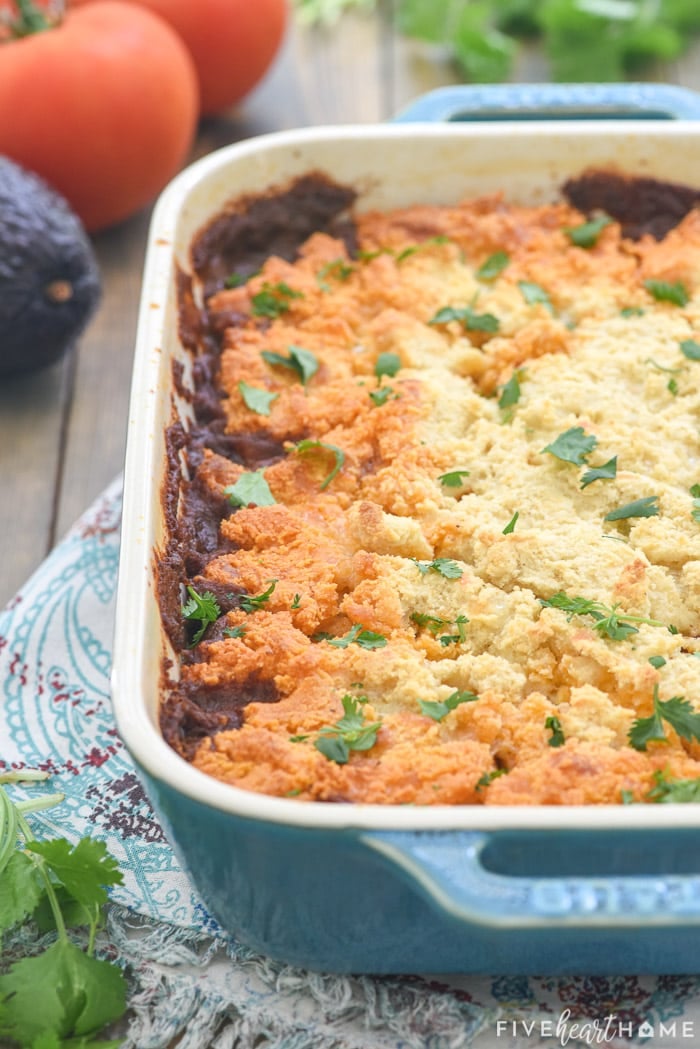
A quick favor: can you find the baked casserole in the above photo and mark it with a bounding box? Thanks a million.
[159,171,700,807]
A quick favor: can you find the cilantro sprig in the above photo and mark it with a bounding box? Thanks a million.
[240,580,277,613]
[410,557,463,580]
[261,344,319,385]
[251,281,304,318]
[293,439,345,490]
[629,686,700,751]
[0,773,126,1046]
[540,592,665,641]
[429,304,500,333]
[542,426,597,466]
[182,586,221,645]
[291,695,382,764]
[324,624,387,650]
[419,689,478,722]
[438,468,470,489]
[646,769,700,803]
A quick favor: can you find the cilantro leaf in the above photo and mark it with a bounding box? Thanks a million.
[238,381,278,416]
[629,687,700,750]
[0,939,126,1044]
[316,258,354,289]
[438,468,470,488]
[27,838,122,908]
[542,426,597,466]
[518,280,554,313]
[647,769,700,804]
[223,624,246,639]
[0,851,42,932]
[314,695,382,763]
[476,251,510,281]
[580,455,617,489]
[293,439,345,490]
[419,689,478,722]
[498,370,522,411]
[395,235,451,262]
[436,615,469,646]
[475,768,507,791]
[369,385,397,407]
[410,612,448,635]
[240,580,277,613]
[690,484,700,523]
[429,305,500,333]
[644,279,689,307]
[648,655,666,669]
[374,352,401,381]
[545,715,565,747]
[605,496,659,522]
[410,557,463,579]
[502,510,519,535]
[181,586,221,646]
[251,282,304,318]
[326,625,387,650]
[621,306,645,318]
[564,214,612,248]
[540,591,665,641]
[680,338,700,361]
[261,344,319,385]
[224,469,276,508]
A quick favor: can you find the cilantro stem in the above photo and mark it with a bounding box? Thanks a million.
[16,791,65,813]
[15,808,69,942]
[0,769,50,784]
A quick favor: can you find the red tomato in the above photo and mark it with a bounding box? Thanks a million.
[0,1,199,230]
[71,0,288,115]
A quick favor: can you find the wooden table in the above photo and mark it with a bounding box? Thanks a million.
[3,8,700,607]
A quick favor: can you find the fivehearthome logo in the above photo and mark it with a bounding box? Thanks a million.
[495,1009,695,1044]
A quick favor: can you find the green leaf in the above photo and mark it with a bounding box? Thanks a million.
[238,381,278,416]
[181,586,221,646]
[690,485,700,523]
[502,511,519,535]
[429,305,500,333]
[475,768,507,791]
[648,655,666,669]
[397,0,451,42]
[223,624,246,639]
[261,345,319,385]
[224,470,276,508]
[647,769,700,803]
[476,251,510,281]
[314,735,350,764]
[518,280,554,313]
[411,612,449,635]
[410,557,463,579]
[540,591,665,641]
[374,351,402,380]
[395,235,451,262]
[498,370,522,410]
[27,839,122,909]
[438,469,470,488]
[629,686,700,750]
[316,258,354,288]
[0,939,126,1044]
[644,279,689,307]
[605,496,659,522]
[580,455,617,489]
[545,715,565,747]
[0,851,42,933]
[621,306,645,317]
[313,695,382,763]
[294,439,345,490]
[680,338,700,361]
[419,689,478,722]
[369,385,397,407]
[251,282,304,319]
[326,625,387,650]
[542,426,597,466]
[564,214,612,248]
[240,580,277,614]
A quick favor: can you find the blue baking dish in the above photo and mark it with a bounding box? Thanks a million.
[113,83,700,974]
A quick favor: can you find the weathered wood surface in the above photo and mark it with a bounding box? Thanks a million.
[2,8,700,606]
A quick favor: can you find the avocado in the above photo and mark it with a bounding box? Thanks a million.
[0,156,101,376]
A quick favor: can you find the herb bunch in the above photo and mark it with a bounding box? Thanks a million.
[0,771,127,1047]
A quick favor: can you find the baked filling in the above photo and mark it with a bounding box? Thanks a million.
[161,172,700,805]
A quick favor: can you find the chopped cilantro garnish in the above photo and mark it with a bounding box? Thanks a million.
[316,258,354,290]
[680,338,700,361]
[518,280,553,313]
[293,439,345,490]
[629,686,700,751]
[605,496,659,522]
[325,625,388,650]
[690,485,700,523]
[411,612,449,634]
[261,344,319,385]
[564,214,612,249]
[667,378,679,396]
[251,281,304,318]
[240,580,277,614]
[475,768,507,790]
[429,304,500,333]
[621,789,635,805]
[502,511,519,535]
[644,280,689,307]
[476,251,510,281]
[438,468,470,488]
[436,615,469,646]
[224,271,248,288]
[238,380,278,416]
[395,235,451,262]
[313,695,382,764]
[419,689,478,722]
[646,769,700,803]
[621,306,644,318]
[410,557,463,579]
[580,455,617,489]
[291,593,301,609]
[224,469,276,508]
[542,426,597,466]
[374,351,401,381]
[649,655,666,669]
[223,624,247,639]
[498,369,523,411]
[545,715,565,747]
[182,586,221,646]
[369,385,397,406]
[540,592,665,641]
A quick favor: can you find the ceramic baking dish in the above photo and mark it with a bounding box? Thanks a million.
[113,84,700,974]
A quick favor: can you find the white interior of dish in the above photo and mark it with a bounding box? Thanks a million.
[113,122,700,830]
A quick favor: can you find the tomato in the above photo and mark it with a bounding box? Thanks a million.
[0,1,199,230]
[71,0,288,115]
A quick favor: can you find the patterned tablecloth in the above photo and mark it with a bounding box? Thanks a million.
[2,479,700,1049]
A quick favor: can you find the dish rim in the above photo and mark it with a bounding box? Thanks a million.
[113,119,700,832]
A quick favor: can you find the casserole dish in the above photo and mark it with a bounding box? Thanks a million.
[113,85,700,974]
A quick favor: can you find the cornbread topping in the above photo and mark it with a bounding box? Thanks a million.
[161,171,700,806]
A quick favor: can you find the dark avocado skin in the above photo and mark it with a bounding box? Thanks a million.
[0,156,101,376]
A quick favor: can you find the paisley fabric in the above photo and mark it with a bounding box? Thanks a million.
[3,479,700,1048]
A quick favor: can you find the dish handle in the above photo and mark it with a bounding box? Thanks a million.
[393,83,700,123]
[361,830,700,927]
